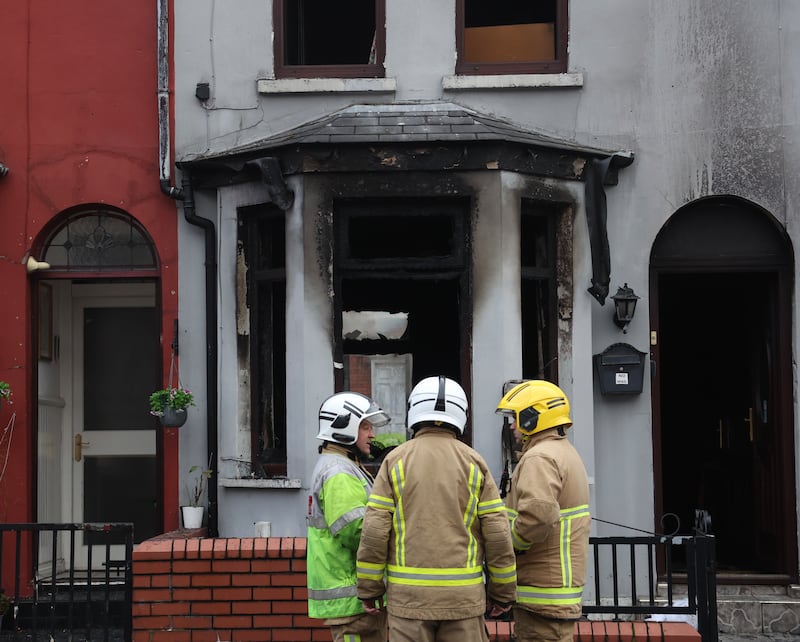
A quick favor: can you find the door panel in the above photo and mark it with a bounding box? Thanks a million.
[657,273,784,573]
[72,287,159,566]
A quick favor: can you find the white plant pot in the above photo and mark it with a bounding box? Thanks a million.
[181,505,204,529]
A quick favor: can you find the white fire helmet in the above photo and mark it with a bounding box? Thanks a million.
[407,375,468,435]
[317,392,391,445]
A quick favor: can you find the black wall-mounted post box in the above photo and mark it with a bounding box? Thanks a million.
[593,342,647,395]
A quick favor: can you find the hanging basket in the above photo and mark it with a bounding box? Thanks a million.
[160,407,188,428]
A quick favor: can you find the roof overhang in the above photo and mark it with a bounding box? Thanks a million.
[179,102,634,189]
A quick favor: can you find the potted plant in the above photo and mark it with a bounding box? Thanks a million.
[182,463,213,529]
[0,382,10,409]
[149,385,194,427]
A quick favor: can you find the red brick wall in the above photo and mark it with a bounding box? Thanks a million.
[132,535,701,642]
[133,536,331,642]
[345,355,372,396]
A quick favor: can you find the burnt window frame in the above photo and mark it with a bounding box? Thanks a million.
[239,205,287,478]
[455,0,568,76]
[332,197,473,460]
[273,0,386,79]
[520,201,559,382]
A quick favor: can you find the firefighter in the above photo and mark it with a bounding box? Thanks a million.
[357,376,517,642]
[495,380,590,642]
[307,391,392,642]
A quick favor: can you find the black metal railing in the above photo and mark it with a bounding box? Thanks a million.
[584,533,718,642]
[0,523,133,642]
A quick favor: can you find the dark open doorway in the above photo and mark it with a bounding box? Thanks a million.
[650,198,796,581]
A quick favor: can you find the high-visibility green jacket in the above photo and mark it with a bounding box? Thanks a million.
[356,427,517,620]
[307,443,374,620]
[505,428,590,620]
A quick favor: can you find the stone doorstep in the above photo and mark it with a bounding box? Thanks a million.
[658,582,800,598]
[653,584,800,636]
[716,595,800,636]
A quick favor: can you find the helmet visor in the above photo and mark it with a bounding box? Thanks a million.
[362,401,391,428]
[495,407,516,418]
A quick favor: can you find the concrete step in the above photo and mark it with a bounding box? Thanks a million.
[716,589,800,636]
[657,583,800,637]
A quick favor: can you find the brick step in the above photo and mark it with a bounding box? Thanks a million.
[485,620,700,642]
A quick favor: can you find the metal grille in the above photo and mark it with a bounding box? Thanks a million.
[0,523,133,642]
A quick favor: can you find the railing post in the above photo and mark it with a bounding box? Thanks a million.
[693,535,718,642]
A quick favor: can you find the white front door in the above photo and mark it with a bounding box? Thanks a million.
[71,283,160,568]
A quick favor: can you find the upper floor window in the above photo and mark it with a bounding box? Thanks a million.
[456,0,567,75]
[274,0,386,78]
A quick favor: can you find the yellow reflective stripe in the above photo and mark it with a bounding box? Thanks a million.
[463,464,481,567]
[561,504,590,519]
[343,635,361,642]
[367,494,395,511]
[517,585,583,605]
[387,564,484,586]
[559,504,589,586]
[478,497,505,515]
[560,513,571,585]
[487,563,517,584]
[390,460,406,566]
[356,560,386,581]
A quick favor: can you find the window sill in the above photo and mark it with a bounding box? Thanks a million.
[442,72,583,90]
[220,477,303,489]
[257,77,397,95]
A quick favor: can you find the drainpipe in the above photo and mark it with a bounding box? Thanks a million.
[157,0,219,537]
[157,0,181,200]
[179,170,219,538]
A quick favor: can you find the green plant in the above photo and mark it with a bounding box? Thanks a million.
[149,386,195,416]
[370,432,406,450]
[0,382,10,403]
[0,590,10,615]
[185,463,213,507]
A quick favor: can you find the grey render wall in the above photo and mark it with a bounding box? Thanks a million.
[172,0,800,540]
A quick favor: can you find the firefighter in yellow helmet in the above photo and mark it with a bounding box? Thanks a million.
[495,380,590,642]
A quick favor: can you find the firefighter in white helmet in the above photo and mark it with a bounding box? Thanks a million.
[307,391,391,642]
[495,380,590,642]
[357,376,517,642]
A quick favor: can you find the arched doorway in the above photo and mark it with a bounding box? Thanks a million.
[650,196,796,580]
[33,206,163,570]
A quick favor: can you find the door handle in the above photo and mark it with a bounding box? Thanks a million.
[74,433,90,462]
[744,407,754,442]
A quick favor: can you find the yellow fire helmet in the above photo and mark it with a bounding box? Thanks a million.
[495,379,572,436]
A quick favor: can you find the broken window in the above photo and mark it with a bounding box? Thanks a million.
[274,0,386,78]
[521,201,559,381]
[456,0,567,75]
[238,206,287,477]
[334,197,471,457]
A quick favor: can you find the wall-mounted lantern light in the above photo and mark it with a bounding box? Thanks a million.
[612,283,639,333]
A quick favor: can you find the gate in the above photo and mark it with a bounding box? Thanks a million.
[0,523,133,642]
[584,534,718,642]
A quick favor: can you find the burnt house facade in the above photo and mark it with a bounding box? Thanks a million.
[169,0,800,592]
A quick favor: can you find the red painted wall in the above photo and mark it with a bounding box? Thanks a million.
[0,0,181,560]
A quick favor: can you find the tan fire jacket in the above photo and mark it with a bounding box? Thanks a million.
[505,428,590,620]
[356,427,517,621]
